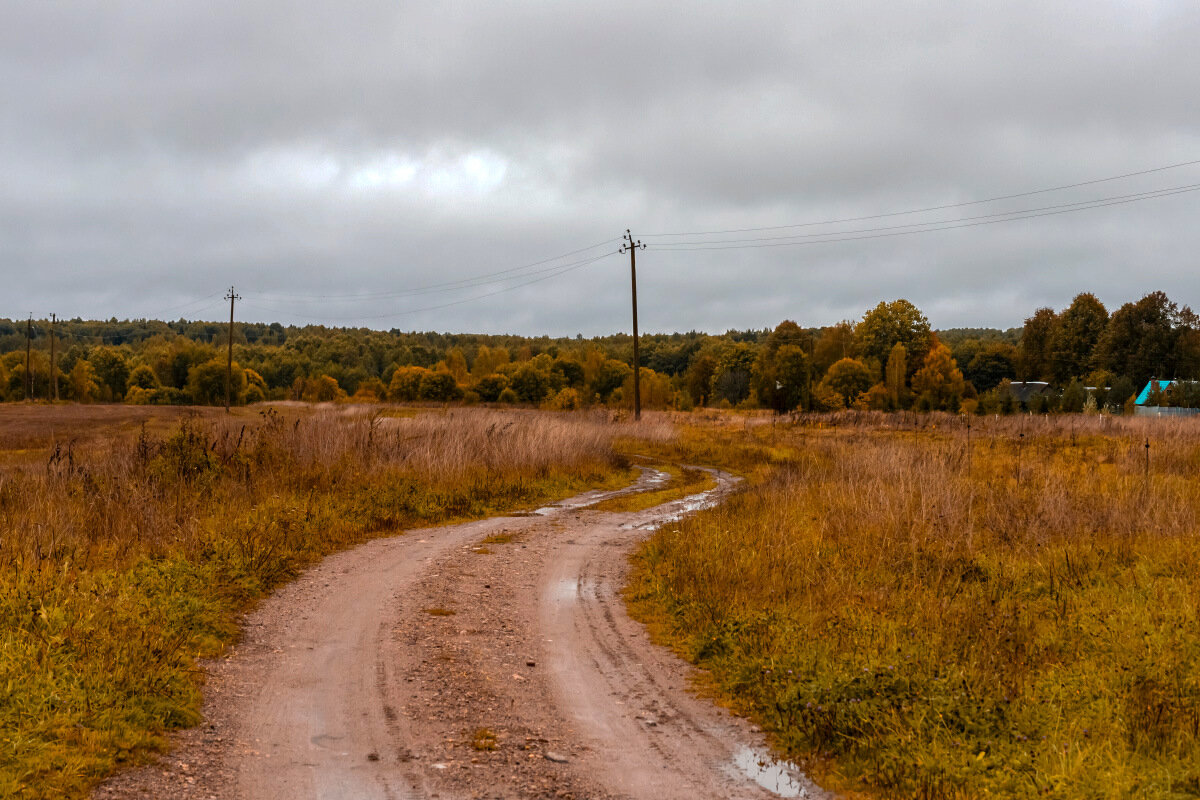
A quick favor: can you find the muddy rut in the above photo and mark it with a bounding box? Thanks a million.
[95,470,827,800]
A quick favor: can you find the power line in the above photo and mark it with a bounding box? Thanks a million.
[246,247,615,311]
[647,183,1200,251]
[644,157,1200,238]
[239,250,618,324]
[253,238,620,302]
[648,182,1200,247]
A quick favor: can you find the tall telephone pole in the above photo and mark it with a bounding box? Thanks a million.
[620,231,645,421]
[49,313,58,401]
[25,314,33,402]
[224,286,241,412]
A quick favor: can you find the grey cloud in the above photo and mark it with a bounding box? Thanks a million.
[2,0,1199,335]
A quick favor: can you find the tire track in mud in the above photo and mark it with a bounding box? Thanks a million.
[95,468,828,800]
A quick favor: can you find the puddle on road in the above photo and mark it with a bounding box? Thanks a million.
[726,746,828,798]
[534,468,671,516]
[550,577,598,604]
[624,483,726,530]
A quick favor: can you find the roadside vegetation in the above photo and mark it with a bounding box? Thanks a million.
[0,404,665,799]
[630,412,1200,799]
[4,289,1198,416]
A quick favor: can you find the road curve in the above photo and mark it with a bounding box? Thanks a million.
[95,469,827,800]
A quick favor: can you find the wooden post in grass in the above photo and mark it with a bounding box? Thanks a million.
[25,314,32,402]
[965,415,971,474]
[49,313,58,401]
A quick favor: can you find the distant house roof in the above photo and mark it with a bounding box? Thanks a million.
[1137,379,1177,405]
[1005,381,1054,404]
[1136,379,1200,405]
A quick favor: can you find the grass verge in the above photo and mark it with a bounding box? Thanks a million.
[629,413,1200,799]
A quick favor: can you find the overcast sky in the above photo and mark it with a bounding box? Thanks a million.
[3,1,1199,336]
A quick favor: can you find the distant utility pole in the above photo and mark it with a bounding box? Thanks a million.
[224,286,241,412]
[50,313,58,401]
[25,314,33,402]
[621,230,645,421]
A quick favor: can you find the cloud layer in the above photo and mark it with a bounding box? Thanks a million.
[3,1,1199,334]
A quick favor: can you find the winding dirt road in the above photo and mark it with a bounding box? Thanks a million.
[95,470,827,800]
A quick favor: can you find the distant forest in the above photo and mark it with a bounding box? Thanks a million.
[2,290,1197,413]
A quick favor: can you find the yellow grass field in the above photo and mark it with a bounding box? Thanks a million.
[630,412,1200,799]
[0,403,668,800]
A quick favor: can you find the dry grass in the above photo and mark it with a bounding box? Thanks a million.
[0,403,668,799]
[630,412,1200,799]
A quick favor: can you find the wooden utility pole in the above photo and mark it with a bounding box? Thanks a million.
[224,286,241,412]
[25,314,33,402]
[49,313,58,401]
[620,231,645,421]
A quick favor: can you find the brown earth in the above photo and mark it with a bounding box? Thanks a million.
[94,470,828,800]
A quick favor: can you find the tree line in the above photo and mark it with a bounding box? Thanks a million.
[1,290,1196,413]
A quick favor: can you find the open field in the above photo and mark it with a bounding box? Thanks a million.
[630,412,1200,799]
[0,403,669,799]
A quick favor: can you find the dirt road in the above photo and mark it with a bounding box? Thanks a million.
[95,470,827,800]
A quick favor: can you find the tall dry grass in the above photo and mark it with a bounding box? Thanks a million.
[0,404,667,799]
[630,413,1200,799]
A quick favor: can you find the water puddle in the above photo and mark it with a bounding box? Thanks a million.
[550,577,597,604]
[310,733,350,756]
[726,746,828,798]
[535,467,671,515]
[626,483,725,529]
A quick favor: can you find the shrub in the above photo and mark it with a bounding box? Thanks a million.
[544,387,582,411]
[187,358,247,405]
[474,373,510,402]
[509,364,550,404]
[127,364,160,391]
[418,372,463,402]
[497,387,518,404]
[388,366,430,402]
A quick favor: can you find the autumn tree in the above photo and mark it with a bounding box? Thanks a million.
[911,342,966,411]
[754,321,812,412]
[1018,307,1057,382]
[710,342,757,405]
[964,343,1018,392]
[418,371,463,402]
[1096,291,1200,387]
[856,300,931,379]
[442,348,470,385]
[684,353,717,406]
[817,358,872,408]
[69,360,100,403]
[187,358,247,405]
[88,346,131,401]
[388,366,429,402]
[884,343,907,409]
[812,322,858,377]
[756,344,811,413]
[1049,293,1108,383]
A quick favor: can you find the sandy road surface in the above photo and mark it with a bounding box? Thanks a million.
[95,470,827,800]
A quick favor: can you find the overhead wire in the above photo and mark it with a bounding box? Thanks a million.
[646,182,1200,247]
[646,183,1200,251]
[252,238,620,302]
[644,157,1200,237]
[240,249,620,324]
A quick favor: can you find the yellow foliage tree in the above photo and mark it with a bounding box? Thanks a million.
[911,343,966,411]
